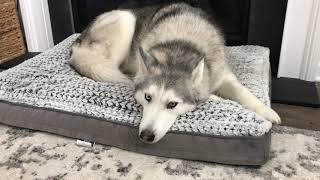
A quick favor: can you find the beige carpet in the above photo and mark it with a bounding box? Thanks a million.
[0,124,319,180]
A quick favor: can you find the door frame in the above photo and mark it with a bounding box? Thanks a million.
[278,0,320,81]
[18,0,54,52]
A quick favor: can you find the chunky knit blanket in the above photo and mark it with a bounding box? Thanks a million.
[0,34,272,137]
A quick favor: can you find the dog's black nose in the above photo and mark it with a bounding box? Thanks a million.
[139,130,155,143]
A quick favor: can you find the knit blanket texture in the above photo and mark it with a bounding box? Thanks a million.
[0,34,272,137]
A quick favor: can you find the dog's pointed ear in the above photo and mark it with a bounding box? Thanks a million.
[191,58,204,84]
[139,47,161,74]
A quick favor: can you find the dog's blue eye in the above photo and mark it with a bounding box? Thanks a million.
[167,102,178,109]
[145,94,152,102]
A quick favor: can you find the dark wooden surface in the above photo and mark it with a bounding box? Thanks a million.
[248,0,287,77]
[271,77,320,107]
[0,53,40,69]
[272,83,320,131]
[48,0,75,44]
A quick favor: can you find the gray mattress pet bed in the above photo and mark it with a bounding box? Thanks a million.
[0,35,272,165]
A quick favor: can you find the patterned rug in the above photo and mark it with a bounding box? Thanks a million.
[0,124,319,180]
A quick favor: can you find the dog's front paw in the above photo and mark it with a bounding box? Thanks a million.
[256,107,281,124]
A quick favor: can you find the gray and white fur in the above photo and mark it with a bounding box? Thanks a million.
[70,3,281,143]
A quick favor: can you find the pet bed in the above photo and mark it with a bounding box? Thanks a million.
[0,34,272,165]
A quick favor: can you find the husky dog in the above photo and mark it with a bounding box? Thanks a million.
[70,3,281,144]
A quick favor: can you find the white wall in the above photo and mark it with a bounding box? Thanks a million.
[19,0,54,52]
[278,0,320,82]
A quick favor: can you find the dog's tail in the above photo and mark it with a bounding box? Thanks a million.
[70,10,136,85]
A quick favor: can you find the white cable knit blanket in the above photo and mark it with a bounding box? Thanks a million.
[0,34,272,137]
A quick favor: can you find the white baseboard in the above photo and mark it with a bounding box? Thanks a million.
[19,0,54,52]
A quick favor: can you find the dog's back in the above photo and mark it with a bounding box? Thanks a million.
[70,3,227,90]
[124,3,227,89]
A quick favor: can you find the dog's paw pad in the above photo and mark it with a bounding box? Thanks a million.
[209,95,223,101]
[257,107,281,124]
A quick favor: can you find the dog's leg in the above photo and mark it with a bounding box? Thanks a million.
[209,94,223,101]
[70,10,136,84]
[216,71,281,124]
